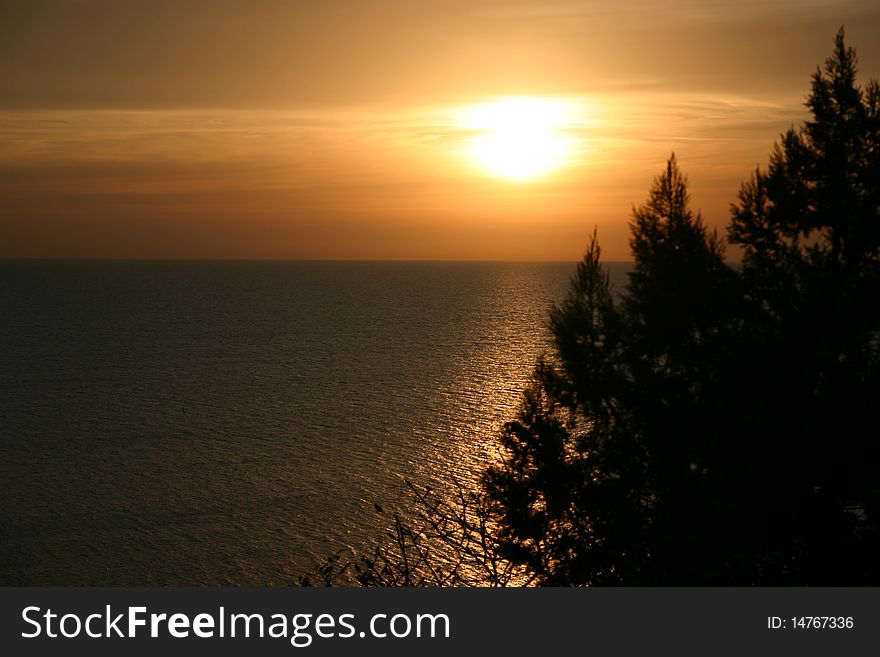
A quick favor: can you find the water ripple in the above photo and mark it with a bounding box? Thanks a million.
[0,261,629,585]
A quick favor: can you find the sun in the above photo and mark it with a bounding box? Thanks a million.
[460,97,577,181]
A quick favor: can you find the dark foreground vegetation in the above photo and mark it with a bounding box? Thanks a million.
[302,29,880,586]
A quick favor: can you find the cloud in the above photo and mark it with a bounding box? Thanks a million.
[3,1,878,109]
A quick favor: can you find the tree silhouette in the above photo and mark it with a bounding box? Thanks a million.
[486,29,879,585]
[302,30,878,587]
[726,27,880,583]
[485,156,739,584]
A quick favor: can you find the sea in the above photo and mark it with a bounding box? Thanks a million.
[0,260,631,585]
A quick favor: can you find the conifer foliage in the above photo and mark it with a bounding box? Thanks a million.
[486,29,879,585]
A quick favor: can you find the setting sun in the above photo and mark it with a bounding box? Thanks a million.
[460,97,579,181]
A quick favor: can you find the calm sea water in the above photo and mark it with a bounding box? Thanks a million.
[0,260,630,585]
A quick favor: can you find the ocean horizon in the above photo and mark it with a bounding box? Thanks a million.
[0,260,633,585]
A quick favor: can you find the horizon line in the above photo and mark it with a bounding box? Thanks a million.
[0,257,746,264]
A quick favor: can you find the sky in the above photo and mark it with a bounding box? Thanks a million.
[2,0,879,260]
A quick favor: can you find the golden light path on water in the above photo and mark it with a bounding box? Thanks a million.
[395,265,570,514]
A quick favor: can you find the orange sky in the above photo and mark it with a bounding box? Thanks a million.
[2,0,879,260]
